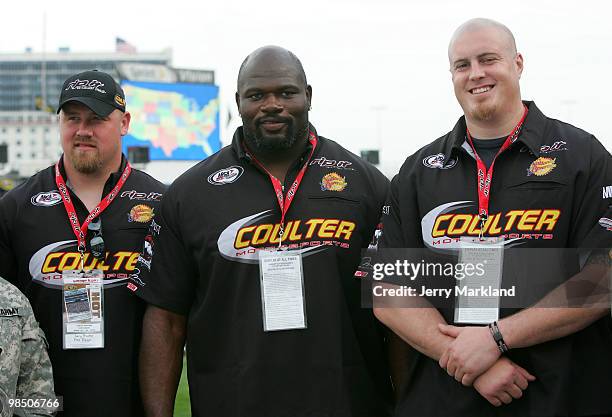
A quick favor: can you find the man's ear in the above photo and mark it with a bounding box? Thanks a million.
[306,85,312,110]
[515,53,524,79]
[235,91,241,115]
[121,111,131,136]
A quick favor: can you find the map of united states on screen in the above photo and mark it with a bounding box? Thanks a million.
[122,81,221,160]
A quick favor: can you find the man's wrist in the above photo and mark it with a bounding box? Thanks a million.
[488,321,509,353]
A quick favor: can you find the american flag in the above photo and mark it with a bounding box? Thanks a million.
[116,37,137,54]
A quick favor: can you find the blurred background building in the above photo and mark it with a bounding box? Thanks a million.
[0,39,219,189]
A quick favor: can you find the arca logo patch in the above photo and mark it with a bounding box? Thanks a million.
[599,217,612,231]
[31,191,62,207]
[422,153,457,170]
[207,166,244,186]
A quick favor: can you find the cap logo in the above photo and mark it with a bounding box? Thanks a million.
[65,79,106,94]
[115,95,125,106]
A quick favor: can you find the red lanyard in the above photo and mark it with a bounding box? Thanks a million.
[55,160,132,256]
[466,106,528,238]
[245,131,318,246]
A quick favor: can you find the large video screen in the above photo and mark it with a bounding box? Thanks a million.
[121,81,220,160]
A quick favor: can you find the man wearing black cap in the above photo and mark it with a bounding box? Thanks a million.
[0,70,165,417]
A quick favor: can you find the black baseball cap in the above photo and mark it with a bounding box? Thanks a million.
[57,70,126,116]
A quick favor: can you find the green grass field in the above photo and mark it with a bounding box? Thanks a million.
[174,356,191,417]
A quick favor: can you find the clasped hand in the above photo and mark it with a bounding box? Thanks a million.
[438,323,535,406]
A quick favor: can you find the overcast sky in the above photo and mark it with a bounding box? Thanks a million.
[4,0,611,176]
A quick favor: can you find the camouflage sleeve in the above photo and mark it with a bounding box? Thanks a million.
[15,304,57,416]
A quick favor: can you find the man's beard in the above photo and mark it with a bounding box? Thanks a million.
[67,147,103,174]
[470,102,498,122]
[243,118,309,152]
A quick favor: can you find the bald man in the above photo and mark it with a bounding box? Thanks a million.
[132,46,393,417]
[372,18,612,417]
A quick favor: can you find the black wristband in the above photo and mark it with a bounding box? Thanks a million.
[488,321,509,353]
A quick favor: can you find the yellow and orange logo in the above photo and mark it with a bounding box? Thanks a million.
[128,205,154,223]
[234,219,356,249]
[115,94,126,107]
[42,251,140,274]
[432,209,560,237]
[527,157,556,177]
[321,173,347,192]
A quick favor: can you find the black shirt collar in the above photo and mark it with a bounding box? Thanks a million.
[442,101,547,162]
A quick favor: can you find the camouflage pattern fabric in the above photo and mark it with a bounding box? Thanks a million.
[0,277,56,416]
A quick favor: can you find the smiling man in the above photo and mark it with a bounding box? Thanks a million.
[0,70,165,417]
[131,46,393,417]
[372,18,612,417]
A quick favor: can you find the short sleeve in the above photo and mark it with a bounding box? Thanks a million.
[129,186,197,315]
[571,136,612,247]
[380,164,423,250]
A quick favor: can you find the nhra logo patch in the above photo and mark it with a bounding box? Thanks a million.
[31,191,63,207]
[599,217,612,231]
[207,166,244,185]
[423,153,457,170]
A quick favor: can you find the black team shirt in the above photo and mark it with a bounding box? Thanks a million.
[0,156,165,417]
[130,125,394,417]
[379,101,612,417]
